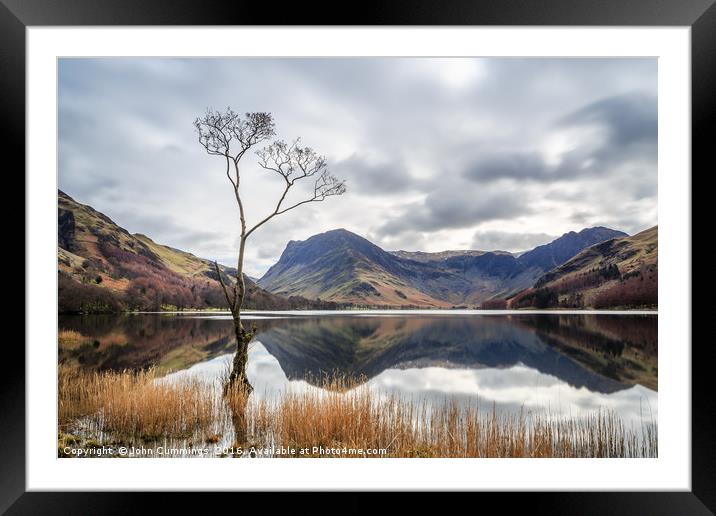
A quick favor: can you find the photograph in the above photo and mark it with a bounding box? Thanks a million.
[56,56,658,459]
[3,0,709,506]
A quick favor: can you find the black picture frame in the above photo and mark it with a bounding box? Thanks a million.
[3,0,712,512]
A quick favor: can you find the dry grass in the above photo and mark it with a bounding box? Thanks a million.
[59,365,217,441]
[60,366,657,458]
[225,375,657,458]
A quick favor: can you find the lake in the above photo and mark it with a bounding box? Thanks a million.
[58,310,657,427]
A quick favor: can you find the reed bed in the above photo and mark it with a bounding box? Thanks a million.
[226,375,657,458]
[59,365,218,441]
[59,366,657,458]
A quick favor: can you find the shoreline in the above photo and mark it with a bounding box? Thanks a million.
[60,308,659,316]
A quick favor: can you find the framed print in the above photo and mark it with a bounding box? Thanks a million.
[3,0,713,512]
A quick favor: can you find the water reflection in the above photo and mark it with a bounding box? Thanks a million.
[59,313,237,374]
[168,341,656,426]
[254,314,657,392]
[59,312,657,424]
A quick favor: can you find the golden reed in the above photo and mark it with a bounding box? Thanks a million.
[59,365,657,458]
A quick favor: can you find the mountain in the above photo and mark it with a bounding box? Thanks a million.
[59,190,641,312]
[510,226,657,309]
[518,227,627,270]
[258,226,628,307]
[57,190,338,313]
[257,229,451,307]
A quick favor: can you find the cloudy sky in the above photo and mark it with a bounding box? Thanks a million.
[58,58,657,276]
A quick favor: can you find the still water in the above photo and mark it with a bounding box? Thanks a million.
[59,311,657,425]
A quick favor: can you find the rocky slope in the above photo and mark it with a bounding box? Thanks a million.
[258,227,628,307]
[509,226,657,309]
[59,189,646,311]
[57,190,337,313]
[257,229,452,307]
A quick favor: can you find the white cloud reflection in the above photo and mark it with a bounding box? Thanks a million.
[166,342,657,427]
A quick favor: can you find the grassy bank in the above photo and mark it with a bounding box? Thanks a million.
[58,365,657,458]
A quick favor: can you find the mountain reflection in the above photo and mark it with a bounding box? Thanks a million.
[256,314,657,393]
[60,312,657,395]
[59,313,238,374]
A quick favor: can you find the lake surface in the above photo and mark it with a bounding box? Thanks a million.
[59,311,657,425]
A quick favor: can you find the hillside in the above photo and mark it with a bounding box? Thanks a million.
[257,229,452,307]
[57,191,338,313]
[59,190,644,312]
[518,227,627,271]
[258,227,627,307]
[509,226,658,309]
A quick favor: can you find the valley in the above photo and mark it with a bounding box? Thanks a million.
[58,190,657,312]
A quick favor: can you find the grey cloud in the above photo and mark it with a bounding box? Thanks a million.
[58,174,120,203]
[462,92,657,187]
[169,229,227,250]
[568,210,594,225]
[332,154,417,195]
[59,58,657,275]
[558,92,657,148]
[471,230,556,253]
[377,187,532,238]
[552,92,657,181]
[373,230,431,253]
[462,151,547,183]
[445,92,658,247]
[256,240,288,260]
[110,209,227,252]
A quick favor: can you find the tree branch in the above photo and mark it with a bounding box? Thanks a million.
[245,170,345,239]
[214,260,235,311]
[195,109,346,320]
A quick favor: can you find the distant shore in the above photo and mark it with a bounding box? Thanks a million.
[59,307,658,316]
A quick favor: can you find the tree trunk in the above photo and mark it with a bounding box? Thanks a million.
[227,313,253,394]
[225,222,252,392]
[224,312,251,447]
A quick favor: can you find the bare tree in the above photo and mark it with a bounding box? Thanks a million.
[194,108,346,392]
